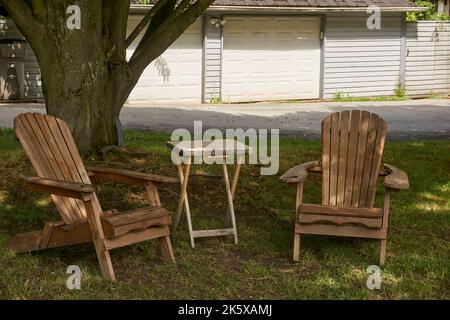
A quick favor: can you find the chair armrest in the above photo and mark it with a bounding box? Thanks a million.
[86,166,179,186]
[279,160,321,183]
[382,164,409,190]
[20,175,95,201]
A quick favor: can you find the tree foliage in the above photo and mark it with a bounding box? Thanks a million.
[0,0,214,153]
[407,1,450,21]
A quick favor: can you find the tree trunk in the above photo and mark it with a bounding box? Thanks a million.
[41,57,120,154]
[34,2,126,154]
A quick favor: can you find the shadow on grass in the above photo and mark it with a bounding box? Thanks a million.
[0,128,449,299]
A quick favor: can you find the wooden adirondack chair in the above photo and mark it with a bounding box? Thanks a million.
[7,113,179,281]
[280,110,409,265]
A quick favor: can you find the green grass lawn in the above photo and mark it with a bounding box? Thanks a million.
[0,129,449,299]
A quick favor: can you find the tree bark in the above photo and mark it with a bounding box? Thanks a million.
[1,0,213,154]
[41,53,120,153]
[31,0,124,154]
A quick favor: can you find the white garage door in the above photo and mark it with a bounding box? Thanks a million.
[127,17,202,103]
[222,16,321,102]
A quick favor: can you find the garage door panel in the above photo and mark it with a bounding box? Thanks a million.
[223,16,321,102]
[126,17,202,103]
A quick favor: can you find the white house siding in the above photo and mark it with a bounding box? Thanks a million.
[203,15,223,102]
[323,12,403,98]
[0,19,43,100]
[3,13,449,103]
[126,16,203,103]
[405,21,450,96]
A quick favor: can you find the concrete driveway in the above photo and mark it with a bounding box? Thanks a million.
[1,99,449,140]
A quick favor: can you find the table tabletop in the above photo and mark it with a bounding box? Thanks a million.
[166,139,252,157]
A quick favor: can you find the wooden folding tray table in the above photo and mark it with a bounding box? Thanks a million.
[166,139,252,248]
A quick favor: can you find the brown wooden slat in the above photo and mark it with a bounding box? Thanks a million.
[8,220,170,253]
[23,114,81,221]
[298,204,382,218]
[336,111,350,206]
[329,112,340,206]
[321,115,331,205]
[298,214,382,229]
[358,114,380,207]
[54,117,103,218]
[47,222,92,248]
[22,176,94,201]
[39,221,65,249]
[15,115,75,223]
[309,166,322,173]
[296,223,386,239]
[104,216,172,238]
[31,113,86,221]
[104,226,169,250]
[366,120,388,207]
[42,115,85,184]
[145,182,161,206]
[6,230,42,253]
[344,110,360,207]
[351,111,370,207]
[103,207,170,227]
[279,160,320,183]
[87,167,179,184]
[43,115,88,220]
[15,117,70,220]
[29,114,84,221]
[55,118,91,184]
[296,182,303,219]
[383,164,409,191]
[192,228,235,238]
[14,117,68,220]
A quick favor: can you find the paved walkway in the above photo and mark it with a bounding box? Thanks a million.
[1,99,449,140]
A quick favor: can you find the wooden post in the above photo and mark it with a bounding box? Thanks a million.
[380,191,391,266]
[174,163,190,232]
[231,162,242,198]
[222,163,238,244]
[159,234,176,263]
[293,182,304,261]
[226,158,242,225]
[84,195,115,281]
[145,182,161,206]
[295,182,304,223]
[174,161,195,248]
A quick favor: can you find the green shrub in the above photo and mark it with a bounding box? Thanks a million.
[407,1,450,21]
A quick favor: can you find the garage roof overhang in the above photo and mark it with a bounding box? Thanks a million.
[130,4,425,14]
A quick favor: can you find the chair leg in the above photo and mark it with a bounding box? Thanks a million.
[84,197,116,281]
[293,232,301,262]
[159,235,176,263]
[379,239,387,266]
[93,241,116,281]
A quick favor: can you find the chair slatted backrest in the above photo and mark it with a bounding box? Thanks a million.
[321,110,387,208]
[14,113,101,224]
